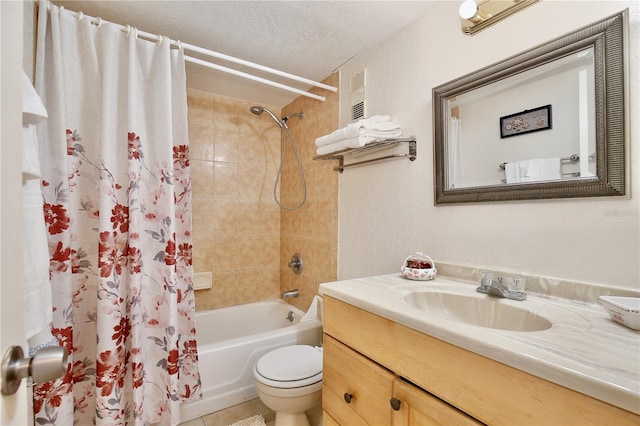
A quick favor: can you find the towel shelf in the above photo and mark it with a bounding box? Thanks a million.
[313,137,417,173]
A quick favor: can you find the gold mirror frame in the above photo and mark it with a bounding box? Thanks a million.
[433,10,628,205]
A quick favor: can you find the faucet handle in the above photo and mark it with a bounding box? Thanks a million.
[479,270,493,287]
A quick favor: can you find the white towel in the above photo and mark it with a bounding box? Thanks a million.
[316,130,403,156]
[505,158,561,183]
[300,295,323,323]
[505,162,521,184]
[315,115,401,148]
[525,158,561,181]
[22,72,47,180]
[22,71,54,348]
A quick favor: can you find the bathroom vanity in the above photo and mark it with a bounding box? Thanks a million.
[319,274,640,425]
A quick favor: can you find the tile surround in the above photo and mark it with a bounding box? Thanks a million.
[188,73,339,311]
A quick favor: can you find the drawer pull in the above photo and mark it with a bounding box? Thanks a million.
[390,397,401,411]
[343,392,354,403]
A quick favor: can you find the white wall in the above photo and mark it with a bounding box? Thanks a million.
[337,1,639,289]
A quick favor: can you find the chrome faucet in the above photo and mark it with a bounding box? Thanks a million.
[476,275,527,301]
[282,289,299,299]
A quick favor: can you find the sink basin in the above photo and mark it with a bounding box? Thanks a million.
[403,291,552,332]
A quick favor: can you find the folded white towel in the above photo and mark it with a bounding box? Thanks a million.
[525,158,561,181]
[315,115,400,147]
[505,158,561,183]
[316,129,403,156]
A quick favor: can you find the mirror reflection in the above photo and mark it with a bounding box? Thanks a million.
[447,47,596,189]
[433,10,627,204]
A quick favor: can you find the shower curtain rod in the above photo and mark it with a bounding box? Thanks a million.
[45,2,337,102]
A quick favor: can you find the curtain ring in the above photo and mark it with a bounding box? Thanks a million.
[132,27,138,39]
[125,25,131,38]
[156,34,164,45]
[96,17,103,28]
[77,11,83,21]
[176,40,183,52]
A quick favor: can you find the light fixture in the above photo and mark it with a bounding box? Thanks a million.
[459,0,541,35]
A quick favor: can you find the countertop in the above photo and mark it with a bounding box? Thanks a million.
[318,274,640,415]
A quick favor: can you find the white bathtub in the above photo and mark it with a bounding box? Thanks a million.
[180,299,323,422]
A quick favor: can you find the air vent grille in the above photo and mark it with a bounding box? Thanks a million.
[352,102,365,121]
[350,70,366,121]
[351,71,365,93]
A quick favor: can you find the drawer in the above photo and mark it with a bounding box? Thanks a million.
[323,334,394,425]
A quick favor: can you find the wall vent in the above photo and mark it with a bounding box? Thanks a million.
[350,70,366,121]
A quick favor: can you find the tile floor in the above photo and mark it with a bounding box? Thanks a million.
[179,398,322,426]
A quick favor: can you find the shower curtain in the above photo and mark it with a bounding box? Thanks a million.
[33,4,201,425]
[448,117,464,188]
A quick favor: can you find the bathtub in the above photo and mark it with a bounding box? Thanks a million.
[180,299,323,422]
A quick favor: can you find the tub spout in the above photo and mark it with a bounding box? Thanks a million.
[282,289,299,299]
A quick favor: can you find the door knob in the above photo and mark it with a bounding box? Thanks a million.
[1,345,68,395]
[390,397,402,411]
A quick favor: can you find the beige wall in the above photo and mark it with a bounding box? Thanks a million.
[188,74,339,311]
[337,1,639,289]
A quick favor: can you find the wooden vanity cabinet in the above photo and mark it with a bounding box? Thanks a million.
[322,295,640,426]
[323,333,479,426]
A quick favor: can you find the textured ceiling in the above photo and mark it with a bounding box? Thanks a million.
[54,1,437,107]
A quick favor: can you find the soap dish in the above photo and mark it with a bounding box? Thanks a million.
[401,252,437,281]
[598,296,640,330]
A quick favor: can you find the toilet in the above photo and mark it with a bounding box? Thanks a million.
[253,345,323,426]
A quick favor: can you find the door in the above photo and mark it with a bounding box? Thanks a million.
[1,1,30,424]
[391,379,481,426]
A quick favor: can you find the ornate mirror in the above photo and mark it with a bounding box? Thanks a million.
[433,10,628,204]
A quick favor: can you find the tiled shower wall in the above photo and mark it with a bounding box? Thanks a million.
[280,74,339,311]
[188,73,339,311]
[188,91,283,310]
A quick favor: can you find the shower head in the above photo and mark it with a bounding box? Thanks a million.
[282,112,304,123]
[250,106,282,128]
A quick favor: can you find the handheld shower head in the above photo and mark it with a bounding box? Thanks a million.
[250,106,282,128]
[249,105,307,210]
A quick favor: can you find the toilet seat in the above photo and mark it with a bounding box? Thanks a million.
[254,345,322,389]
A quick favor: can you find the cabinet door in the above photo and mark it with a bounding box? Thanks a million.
[323,334,395,425]
[392,378,482,426]
[323,410,341,426]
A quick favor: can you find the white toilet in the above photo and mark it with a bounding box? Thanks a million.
[253,345,323,426]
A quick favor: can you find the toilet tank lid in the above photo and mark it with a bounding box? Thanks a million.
[256,345,322,382]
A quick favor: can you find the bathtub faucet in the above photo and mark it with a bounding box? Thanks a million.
[282,289,299,299]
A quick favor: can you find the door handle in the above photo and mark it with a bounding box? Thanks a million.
[1,345,68,395]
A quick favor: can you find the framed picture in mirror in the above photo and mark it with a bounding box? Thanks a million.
[500,104,552,138]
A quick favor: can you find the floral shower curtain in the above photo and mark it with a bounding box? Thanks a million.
[34,4,201,425]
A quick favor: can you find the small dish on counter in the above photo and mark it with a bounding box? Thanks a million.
[599,296,640,330]
[401,252,437,281]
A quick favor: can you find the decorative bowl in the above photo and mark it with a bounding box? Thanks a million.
[598,296,640,330]
[401,252,437,281]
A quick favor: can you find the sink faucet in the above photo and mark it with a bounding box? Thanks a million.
[476,275,527,301]
[282,289,299,299]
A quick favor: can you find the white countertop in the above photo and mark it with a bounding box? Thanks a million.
[319,274,640,415]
